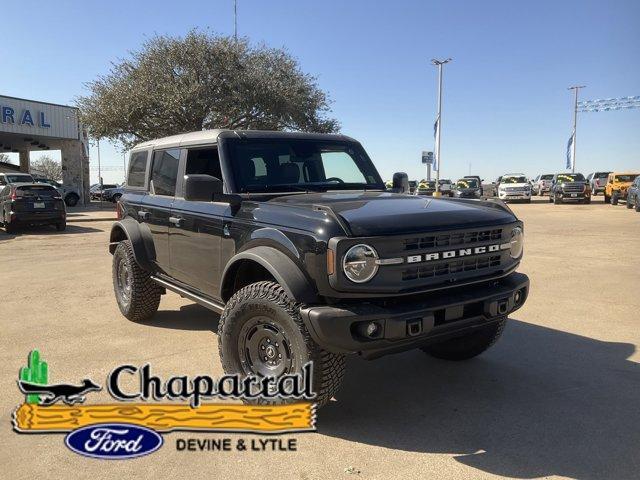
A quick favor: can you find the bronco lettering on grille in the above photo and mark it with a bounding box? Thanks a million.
[405,242,510,264]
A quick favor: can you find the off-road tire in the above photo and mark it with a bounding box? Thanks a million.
[112,240,161,322]
[611,193,619,205]
[421,317,507,361]
[218,281,345,407]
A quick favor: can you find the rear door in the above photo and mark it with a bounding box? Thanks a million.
[140,148,180,275]
[168,146,227,298]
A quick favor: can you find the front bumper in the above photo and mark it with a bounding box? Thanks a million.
[301,272,529,358]
[498,191,531,201]
[557,191,590,201]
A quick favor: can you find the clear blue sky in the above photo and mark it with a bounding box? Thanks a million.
[2,0,639,183]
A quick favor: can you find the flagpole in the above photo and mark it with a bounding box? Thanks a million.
[568,85,585,173]
[431,58,451,197]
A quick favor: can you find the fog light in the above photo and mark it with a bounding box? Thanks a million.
[366,322,379,337]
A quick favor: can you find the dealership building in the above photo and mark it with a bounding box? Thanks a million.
[0,94,90,204]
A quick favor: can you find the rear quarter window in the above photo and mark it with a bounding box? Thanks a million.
[128,151,149,187]
[17,185,58,197]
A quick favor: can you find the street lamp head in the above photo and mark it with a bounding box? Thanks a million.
[431,58,452,66]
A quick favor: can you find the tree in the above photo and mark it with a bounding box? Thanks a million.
[0,153,11,165]
[76,31,339,149]
[31,155,62,181]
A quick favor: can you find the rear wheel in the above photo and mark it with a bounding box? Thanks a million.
[112,193,122,203]
[112,240,162,321]
[218,281,345,407]
[55,221,66,231]
[422,318,507,361]
[65,193,79,207]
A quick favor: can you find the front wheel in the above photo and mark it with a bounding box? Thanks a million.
[604,193,610,204]
[635,197,640,212]
[554,195,562,204]
[112,241,162,321]
[611,193,619,205]
[421,318,507,361]
[218,281,345,407]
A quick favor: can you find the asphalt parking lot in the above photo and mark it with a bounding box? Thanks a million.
[1,196,639,480]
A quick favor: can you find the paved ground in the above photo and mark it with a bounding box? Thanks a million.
[1,196,639,480]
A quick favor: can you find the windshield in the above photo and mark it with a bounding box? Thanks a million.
[595,172,610,179]
[540,174,554,180]
[456,179,479,188]
[556,174,585,182]
[502,176,528,184]
[419,181,435,189]
[614,174,638,182]
[224,138,384,193]
[5,174,34,183]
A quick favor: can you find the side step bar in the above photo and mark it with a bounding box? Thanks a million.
[150,275,225,313]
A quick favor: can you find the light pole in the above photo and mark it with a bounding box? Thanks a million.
[431,58,452,196]
[568,85,585,173]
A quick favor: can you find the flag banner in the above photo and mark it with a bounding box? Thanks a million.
[577,96,640,112]
[566,129,575,170]
[433,114,440,171]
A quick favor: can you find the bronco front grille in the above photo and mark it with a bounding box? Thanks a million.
[402,255,501,281]
[404,228,502,251]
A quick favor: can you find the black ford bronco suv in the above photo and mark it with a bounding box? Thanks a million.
[109,130,529,405]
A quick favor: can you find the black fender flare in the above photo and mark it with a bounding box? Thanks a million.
[108,217,155,272]
[220,246,317,304]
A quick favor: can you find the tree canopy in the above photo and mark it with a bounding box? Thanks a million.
[77,31,339,149]
[31,155,62,181]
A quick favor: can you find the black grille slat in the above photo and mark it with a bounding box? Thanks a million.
[404,228,502,252]
[402,255,501,281]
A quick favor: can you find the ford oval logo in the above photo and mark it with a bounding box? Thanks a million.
[65,423,163,459]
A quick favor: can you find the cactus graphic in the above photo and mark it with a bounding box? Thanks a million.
[19,350,48,404]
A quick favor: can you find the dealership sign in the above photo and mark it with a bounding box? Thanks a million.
[0,95,79,140]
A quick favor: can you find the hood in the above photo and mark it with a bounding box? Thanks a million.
[269,191,516,236]
[499,182,529,188]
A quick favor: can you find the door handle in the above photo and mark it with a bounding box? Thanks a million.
[169,216,183,227]
[138,210,150,221]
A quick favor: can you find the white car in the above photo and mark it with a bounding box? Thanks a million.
[497,174,532,203]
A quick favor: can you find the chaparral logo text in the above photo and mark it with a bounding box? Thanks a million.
[406,243,511,264]
[65,423,163,459]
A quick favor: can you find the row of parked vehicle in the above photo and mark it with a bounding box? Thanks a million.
[394,171,639,208]
[90,183,124,202]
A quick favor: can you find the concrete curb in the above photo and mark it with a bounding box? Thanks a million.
[67,216,117,223]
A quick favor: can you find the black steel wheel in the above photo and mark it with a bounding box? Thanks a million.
[218,281,345,406]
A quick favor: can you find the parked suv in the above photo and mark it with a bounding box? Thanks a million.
[0,172,35,185]
[1,183,66,233]
[627,177,640,212]
[497,174,532,203]
[33,177,80,207]
[532,174,554,196]
[586,171,611,196]
[548,173,591,204]
[109,130,529,405]
[604,172,639,205]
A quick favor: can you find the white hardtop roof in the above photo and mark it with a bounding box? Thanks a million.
[132,130,227,151]
[131,129,356,152]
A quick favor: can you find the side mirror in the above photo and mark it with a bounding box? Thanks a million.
[183,174,223,202]
[392,172,409,193]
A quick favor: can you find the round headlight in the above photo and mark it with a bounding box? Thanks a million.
[509,227,524,259]
[343,244,379,283]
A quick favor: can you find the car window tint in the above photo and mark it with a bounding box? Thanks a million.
[151,149,180,197]
[128,151,148,187]
[185,148,223,180]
